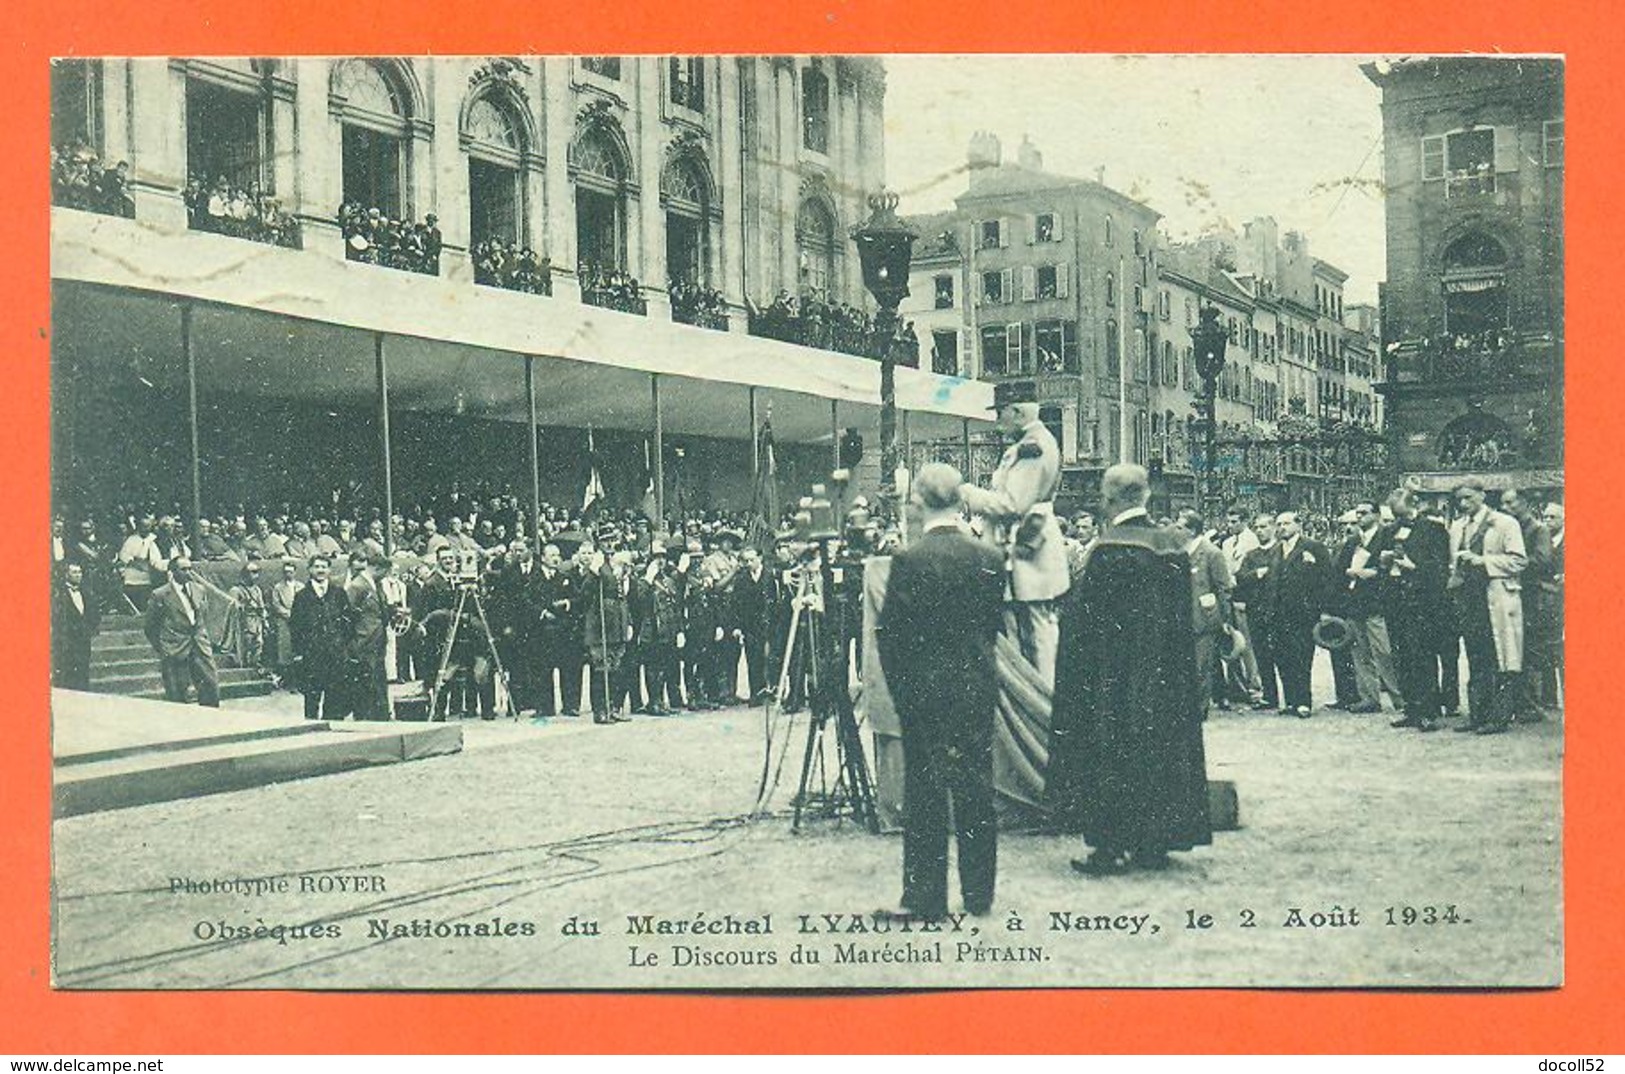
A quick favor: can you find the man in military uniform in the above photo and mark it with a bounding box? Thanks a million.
[959,380,1070,684]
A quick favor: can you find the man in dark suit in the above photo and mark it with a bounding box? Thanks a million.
[1382,488,1453,731]
[52,562,100,689]
[289,553,350,720]
[535,542,580,717]
[1233,512,1281,710]
[1268,511,1335,718]
[731,547,780,700]
[343,551,391,720]
[1534,501,1564,709]
[876,463,1006,919]
[493,538,546,716]
[143,557,223,707]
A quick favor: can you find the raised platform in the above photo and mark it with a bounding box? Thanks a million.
[52,689,462,818]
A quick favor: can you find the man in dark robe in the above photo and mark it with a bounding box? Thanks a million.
[1046,464,1212,874]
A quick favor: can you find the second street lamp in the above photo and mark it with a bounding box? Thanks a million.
[1190,305,1229,516]
[850,190,918,519]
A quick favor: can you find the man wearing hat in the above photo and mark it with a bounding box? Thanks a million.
[631,540,685,714]
[680,539,722,710]
[959,379,1069,684]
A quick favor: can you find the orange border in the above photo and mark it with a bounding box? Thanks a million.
[4,0,1620,1054]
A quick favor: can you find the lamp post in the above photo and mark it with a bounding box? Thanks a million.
[1190,305,1229,516]
[851,190,918,517]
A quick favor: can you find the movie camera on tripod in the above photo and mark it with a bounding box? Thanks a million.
[765,470,879,833]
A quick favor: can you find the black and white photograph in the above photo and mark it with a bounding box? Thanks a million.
[48,53,1564,990]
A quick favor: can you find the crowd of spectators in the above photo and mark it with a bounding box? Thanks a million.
[184,175,301,248]
[747,291,920,366]
[339,203,443,275]
[577,262,647,314]
[51,141,136,218]
[59,486,763,598]
[668,278,729,330]
[472,238,552,294]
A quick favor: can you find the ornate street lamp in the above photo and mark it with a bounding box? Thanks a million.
[1190,305,1229,515]
[851,190,918,516]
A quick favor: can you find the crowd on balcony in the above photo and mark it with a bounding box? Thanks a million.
[472,238,552,295]
[51,141,136,218]
[746,291,920,365]
[578,262,647,314]
[339,203,443,275]
[184,175,301,249]
[668,278,729,330]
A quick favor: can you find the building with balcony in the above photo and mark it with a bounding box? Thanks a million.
[49,56,990,527]
[1363,56,1564,495]
[902,133,1163,510]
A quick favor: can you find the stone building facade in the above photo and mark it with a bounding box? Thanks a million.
[51,55,887,323]
[1363,56,1564,494]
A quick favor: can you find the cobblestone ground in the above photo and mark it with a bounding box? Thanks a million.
[52,664,1562,991]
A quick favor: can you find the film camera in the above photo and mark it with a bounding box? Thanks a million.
[770,470,878,833]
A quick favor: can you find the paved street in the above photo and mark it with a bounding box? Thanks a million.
[52,657,1562,991]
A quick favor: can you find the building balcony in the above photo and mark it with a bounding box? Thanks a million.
[1383,328,1557,385]
[472,240,552,296]
[578,263,648,316]
[746,292,919,366]
[51,205,994,453]
[1445,168,1496,198]
[185,186,303,251]
[668,280,730,332]
[51,144,137,221]
[338,204,442,277]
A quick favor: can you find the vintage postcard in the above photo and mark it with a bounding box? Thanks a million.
[47,53,1563,990]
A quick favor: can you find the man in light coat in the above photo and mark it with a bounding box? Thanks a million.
[1448,480,1527,734]
[143,557,222,707]
[959,380,1069,685]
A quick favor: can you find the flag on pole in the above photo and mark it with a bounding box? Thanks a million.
[640,438,659,523]
[582,427,606,516]
[746,417,780,552]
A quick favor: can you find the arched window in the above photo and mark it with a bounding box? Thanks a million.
[334,59,412,217]
[663,156,711,287]
[1104,214,1114,247]
[796,198,837,299]
[1441,231,1510,336]
[1104,318,1121,380]
[464,93,529,247]
[1105,272,1116,307]
[1436,409,1516,470]
[574,126,629,272]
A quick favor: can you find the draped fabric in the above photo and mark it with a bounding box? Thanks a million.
[195,577,242,666]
